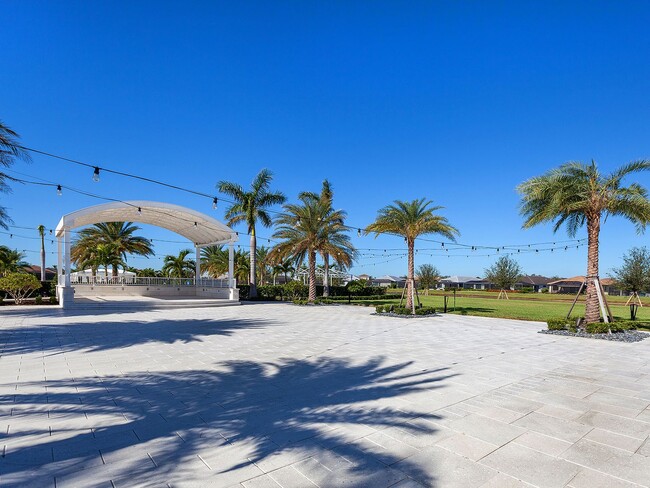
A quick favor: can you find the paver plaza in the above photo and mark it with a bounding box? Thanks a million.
[1,303,649,487]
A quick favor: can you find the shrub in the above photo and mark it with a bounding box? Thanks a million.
[547,318,570,331]
[586,322,633,334]
[284,281,309,300]
[257,285,284,300]
[49,295,57,305]
[415,307,436,316]
[0,296,3,305]
[375,305,386,313]
[34,295,43,305]
[392,307,412,315]
[0,273,41,305]
[237,285,250,300]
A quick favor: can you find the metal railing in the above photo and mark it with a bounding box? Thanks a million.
[71,277,230,288]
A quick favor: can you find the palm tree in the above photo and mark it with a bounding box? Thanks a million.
[0,246,27,276]
[0,121,31,229]
[37,225,46,281]
[161,249,196,278]
[366,199,459,313]
[272,259,295,285]
[256,245,271,285]
[271,192,355,302]
[518,160,650,323]
[218,169,286,299]
[200,245,229,278]
[72,222,154,277]
[233,248,250,284]
[94,243,125,280]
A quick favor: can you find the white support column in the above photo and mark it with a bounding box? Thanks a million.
[195,246,201,288]
[64,229,71,288]
[57,236,63,285]
[229,242,235,288]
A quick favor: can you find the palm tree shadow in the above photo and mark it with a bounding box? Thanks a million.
[2,357,456,486]
[0,317,272,355]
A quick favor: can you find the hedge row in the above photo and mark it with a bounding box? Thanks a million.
[375,304,436,316]
[238,283,386,301]
[546,317,636,334]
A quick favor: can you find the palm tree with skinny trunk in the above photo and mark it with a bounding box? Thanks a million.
[366,199,459,313]
[200,245,229,278]
[218,169,286,299]
[270,193,354,302]
[518,160,650,323]
[0,121,31,229]
[37,225,46,282]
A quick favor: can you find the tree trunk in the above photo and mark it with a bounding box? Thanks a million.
[40,235,46,282]
[308,251,317,302]
[112,264,118,278]
[249,231,257,298]
[584,214,601,323]
[407,239,415,313]
[323,254,330,297]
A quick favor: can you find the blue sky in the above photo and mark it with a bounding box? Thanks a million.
[2,1,650,278]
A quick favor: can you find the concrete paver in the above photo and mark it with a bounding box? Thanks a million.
[1,303,650,487]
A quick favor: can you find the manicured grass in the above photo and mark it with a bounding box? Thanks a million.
[354,291,650,323]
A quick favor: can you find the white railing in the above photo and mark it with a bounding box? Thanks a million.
[72,277,230,288]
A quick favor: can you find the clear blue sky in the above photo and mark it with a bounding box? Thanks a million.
[2,1,650,278]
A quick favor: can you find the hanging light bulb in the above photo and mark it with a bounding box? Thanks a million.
[49,229,52,235]
[194,222,198,226]
[137,207,142,213]
[296,218,301,227]
[212,197,218,209]
[357,228,361,237]
[92,167,100,182]
[56,185,62,196]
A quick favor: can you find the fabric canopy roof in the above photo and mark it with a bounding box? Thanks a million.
[55,201,237,246]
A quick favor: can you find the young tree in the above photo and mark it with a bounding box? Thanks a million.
[0,272,40,304]
[416,264,442,295]
[365,199,459,313]
[37,225,46,281]
[484,256,522,299]
[218,169,286,299]
[0,121,31,229]
[518,160,650,322]
[610,247,650,302]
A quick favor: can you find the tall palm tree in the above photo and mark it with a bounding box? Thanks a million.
[217,169,286,299]
[0,246,27,276]
[72,222,154,277]
[161,249,196,278]
[271,192,355,302]
[94,243,125,280]
[37,225,46,281]
[200,245,229,278]
[518,160,650,323]
[366,199,459,313]
[0,121,31,229]
[233,248,251,284]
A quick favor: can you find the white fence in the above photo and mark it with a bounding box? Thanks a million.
[72,276,230,288]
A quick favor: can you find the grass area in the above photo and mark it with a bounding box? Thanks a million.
[353,290,650,324]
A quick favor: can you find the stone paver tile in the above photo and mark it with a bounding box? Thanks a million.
[379,422,455,449]
[577,410,650,440]
[535,404,584,421]
[268,464,318,488]
[388,479,427,488]
[584,428,645,453]
[638,437,650,457]
[435,433,499,461]
[392,445,497,488]
[512,431,573,457]
[252,441,318,473]
[567,468,642,488]
[448,414,526,446]
[479,442,581,488]
[0,469,55,488]
[293,455,405,488]
[356,431,420,465]
[241,474,282,488]
[586,391,650,413]
[513,411,592,443]
[479,472,535,487]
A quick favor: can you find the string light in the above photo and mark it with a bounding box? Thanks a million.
[212,197,218,209]
[56,185,62,196]
[92,167,100,182]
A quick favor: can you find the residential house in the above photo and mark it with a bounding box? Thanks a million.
[372,275,407,288]
[547,276,620,295]
[440,276,481,289]
[515,275,552,292]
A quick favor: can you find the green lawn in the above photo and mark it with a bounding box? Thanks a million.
[354,290,650,323]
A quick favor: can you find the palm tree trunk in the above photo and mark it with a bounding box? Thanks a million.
[40,235,46,282]
[249,231,257,299]
[585,215,601,323]
[112,264,118,278]
[323,254,330,297]
[308,251,317,302]
[407,239,415,312]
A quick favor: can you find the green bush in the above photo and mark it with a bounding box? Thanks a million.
[585,322,633,334]
[547,318,570,331]
[49,295,57,305]
[285,281,309,300]
[392,307,412,315]
[375,305,386,313]
[415,307,436,316]
[34,295,43,305]
[257,285,284,300]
